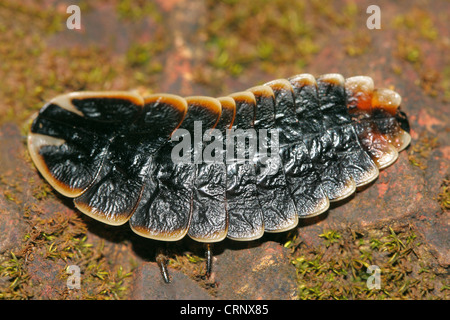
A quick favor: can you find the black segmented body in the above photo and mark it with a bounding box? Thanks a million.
[28,73,411,245]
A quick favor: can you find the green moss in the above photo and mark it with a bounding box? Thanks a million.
[0,0,447,300]
[393,8,439,40]
[396,35,422,64]
[117,0,162,22]
[199,0,325,84]
[195,0,374,91]
[436,179,450,211]
[343,32,372,57]
[393,8,446,99]
[0,252,32,299]
[408,133,439,170]
[0,200,134,299]
[125,40,167,82]
[319,230,342,247]
[290,226,448,300]
[442,66,450,103]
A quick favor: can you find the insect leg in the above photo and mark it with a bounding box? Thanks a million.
[156,248,171,283]
[204,243,213,279]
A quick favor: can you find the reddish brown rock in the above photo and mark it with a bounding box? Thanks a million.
[130,262,213,300]
[213,241,297,300]
[0,123,32,253]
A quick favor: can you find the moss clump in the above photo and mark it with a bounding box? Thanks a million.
[0,0,168,127]
[396,36,422,64]
[436,179,450,211]
[393,8,446,99]
[343,31,372,57]
[408,133,439,170]
[0,2,60,126]
[0,252,31,299]
[287,226,448,299]
[194,0,377,95]
[393,8,439,41]
[116,0,162,22]
[196,0,326,92]
[0,204,134,300]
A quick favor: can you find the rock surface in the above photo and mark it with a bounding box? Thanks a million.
[0,0,448,300]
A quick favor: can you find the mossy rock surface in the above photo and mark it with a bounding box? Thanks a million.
[0,0,448,300]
